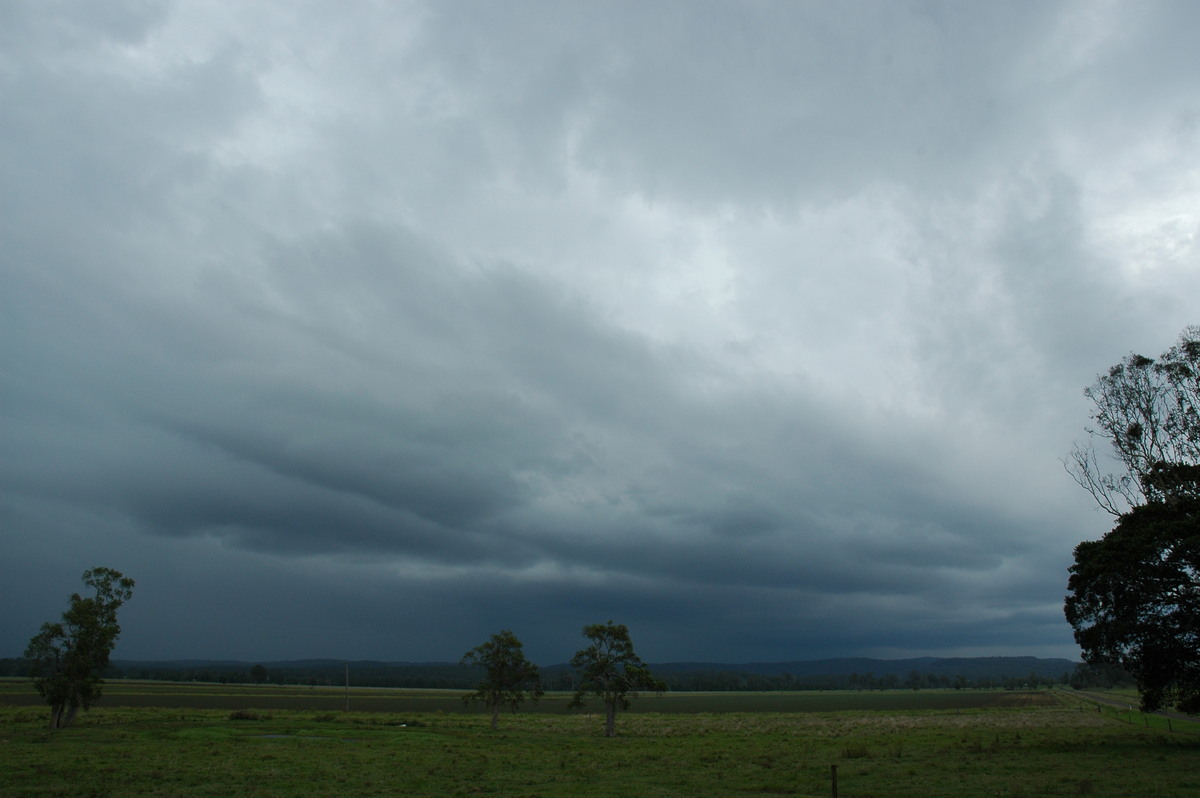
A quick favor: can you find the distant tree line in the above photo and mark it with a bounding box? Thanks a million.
[0,658,476,687]
[1,658,1123,693]
[544,666,1102,693]
[1064,662,1135,691]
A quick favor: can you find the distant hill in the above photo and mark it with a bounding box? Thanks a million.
[648,656,1080,680]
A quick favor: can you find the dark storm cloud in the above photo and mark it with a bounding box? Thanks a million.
[4,1,1199,664]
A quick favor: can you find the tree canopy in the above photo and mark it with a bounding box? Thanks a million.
[1065,473,1200,712]
[569,620,665,737]
[461,629,543,730]
[1066,325,1200,515]
[25,567,135,728]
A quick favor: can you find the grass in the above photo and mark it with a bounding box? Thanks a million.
[2,683,1200,796]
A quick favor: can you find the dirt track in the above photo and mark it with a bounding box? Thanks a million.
[1061,688,1198,723]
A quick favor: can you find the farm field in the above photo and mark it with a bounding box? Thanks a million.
[0,678,1080,714]
[3,681,1199,797]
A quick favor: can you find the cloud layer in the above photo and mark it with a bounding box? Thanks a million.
[4,1,1199,664]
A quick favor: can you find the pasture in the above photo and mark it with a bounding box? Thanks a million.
[2,680,1199,797]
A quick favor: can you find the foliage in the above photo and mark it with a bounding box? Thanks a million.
[24,567,135,728]
[1066,324,1200,515]
[1065,484,1200,712]
[569,620,665,737]
[1067,662,1135,691]
[460,629,543,730]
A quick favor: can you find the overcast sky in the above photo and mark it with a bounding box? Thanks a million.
[3,1,1199,666]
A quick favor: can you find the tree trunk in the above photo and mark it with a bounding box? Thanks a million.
[491,704,499,731]
[49,702,64,730]
[62,700,80,728]
[605,702,616,737]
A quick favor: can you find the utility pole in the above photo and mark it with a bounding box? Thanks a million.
[345,662,350,712]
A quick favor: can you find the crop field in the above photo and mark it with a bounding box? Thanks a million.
[3,681,1200,797]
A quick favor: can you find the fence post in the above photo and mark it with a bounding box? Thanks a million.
[831,764,838,798]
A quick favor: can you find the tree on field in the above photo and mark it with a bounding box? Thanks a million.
[569,621,665,737]
[1064,472,1200,712]
[250,664,268,684]
[1065,325,1200,516]
[1064,325,1200,713]
[25,567,135,728]
[461,629,543,730]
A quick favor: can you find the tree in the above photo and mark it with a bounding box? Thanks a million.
[1064,325,1200,713]
[460,629,543,730]
[25,567,135,728]
[1065,325,1200,515]
[1064,477,1200,711]
[568,621,665,737]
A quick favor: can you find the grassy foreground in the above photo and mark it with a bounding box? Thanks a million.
[2,684,1199,797]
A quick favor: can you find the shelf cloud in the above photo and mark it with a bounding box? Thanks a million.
[4,1,1199,664]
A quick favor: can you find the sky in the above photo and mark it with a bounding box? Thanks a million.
[3,0,1199,667]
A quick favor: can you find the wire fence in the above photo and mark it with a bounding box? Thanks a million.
[1056,688,1200,735]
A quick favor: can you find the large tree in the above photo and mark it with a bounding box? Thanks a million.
[461,629,543,730]
[25,567,135,728]
[1064,325,1200,713]
[569,621,665,737]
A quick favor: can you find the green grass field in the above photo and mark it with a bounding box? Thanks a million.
[3,681,1199,797]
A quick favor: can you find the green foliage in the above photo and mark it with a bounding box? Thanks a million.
[460,629,543,729]
[569,620,666,737]
[1065,489,1200,713]
[24,567,135,728]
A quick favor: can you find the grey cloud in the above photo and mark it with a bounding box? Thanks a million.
[512,3,1046,204]
[6,0,1197,665]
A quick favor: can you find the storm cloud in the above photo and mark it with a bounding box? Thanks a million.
[3,1,1199,665]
